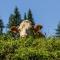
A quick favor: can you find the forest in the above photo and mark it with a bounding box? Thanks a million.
[0,7,60,60]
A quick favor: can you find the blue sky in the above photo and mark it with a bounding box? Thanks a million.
[0,0,60,36]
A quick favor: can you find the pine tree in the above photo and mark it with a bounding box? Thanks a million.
[27,9,35,25]
[8,7,22,28]
[14,7,22,26]
[8,14,14,28]
[24,12,27,20]
[0,18,4,34]
[7,7,21,38]
[55,21,60,37]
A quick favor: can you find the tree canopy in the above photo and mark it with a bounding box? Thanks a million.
[8,7,22,28]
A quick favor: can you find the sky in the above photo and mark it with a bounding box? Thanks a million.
[0,0,60,36]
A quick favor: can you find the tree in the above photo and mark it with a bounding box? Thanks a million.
[8,7,22,28]
[8,14,14,28]
[14,7,22,26]
[27,9,35,25]
[0,18,4,34]
[7,7,21,38]
[55,21,60,37]
[24,12,27,20]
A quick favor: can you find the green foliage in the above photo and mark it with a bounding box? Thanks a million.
[27,9,35,25]
[8,7,22,28]
[24,12,27,20]
[0,18,4,34]
[0,36,60,60]
[55,21,60,38]
[7,7,22,38]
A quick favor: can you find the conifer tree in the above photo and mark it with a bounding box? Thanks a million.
[0,18,4,34]
[8,14,14,28]
[27,9,35,25]
[24,12,27,20]
[7,7,21,38]
[8,7,22,28]
[55,21,60,37]
[14,7,22,26]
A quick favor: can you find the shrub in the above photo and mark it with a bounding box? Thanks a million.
[0,36,60,60]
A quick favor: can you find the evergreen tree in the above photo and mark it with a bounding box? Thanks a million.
[8,14,14,28]
[7,7,21,38]
[14,7,22,26]
[24,12,27,20]
[8,7,22,28]
[27,9,35,25]
[55,21,60,37]
[0,18,4,34]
